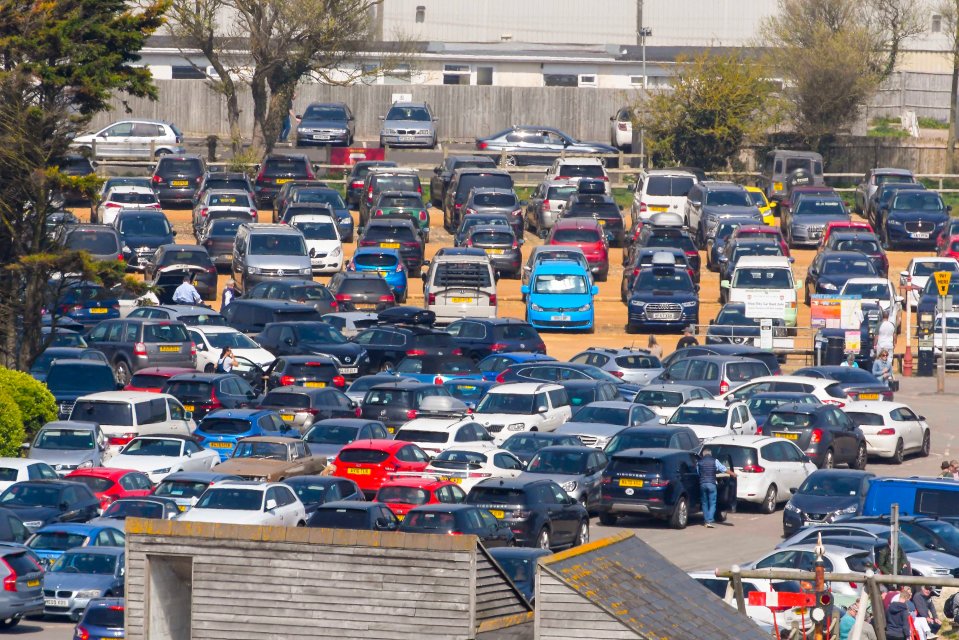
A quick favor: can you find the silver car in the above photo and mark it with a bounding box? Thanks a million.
[379,102,438,149]
[71,119,185,160]
[26,421,106,476]
[569,347,664,385]
[517,445,608,510]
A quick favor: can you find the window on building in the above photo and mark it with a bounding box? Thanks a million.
[543,74,578,87]
[477,66,494,86]
[171,65,206,80]
[578,74,597,87]
[933,13,943,33]
[443,64,471,85]
[416,5,425,23]
[384,64,412,85]
[630,75,647,86]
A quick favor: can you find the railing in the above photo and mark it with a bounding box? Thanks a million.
[690,323,823,366]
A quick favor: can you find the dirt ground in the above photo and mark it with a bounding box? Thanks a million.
[74,203,922,363]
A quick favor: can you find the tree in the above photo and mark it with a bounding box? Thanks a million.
[634,53,777,171]
[762,0,924,150]
[0,368,55,440]
[167,0,407,156]
[0,390,24,458]
[0,0,166,371]
[939,0,959,171]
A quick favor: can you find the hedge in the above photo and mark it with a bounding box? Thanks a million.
[0,390,25,458]
[0,368,57,440]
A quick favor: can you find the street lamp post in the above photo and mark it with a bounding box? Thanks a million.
[638,26,652,168]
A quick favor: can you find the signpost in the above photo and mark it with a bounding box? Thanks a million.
[935,271,951,393]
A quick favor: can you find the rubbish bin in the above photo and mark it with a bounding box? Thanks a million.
[823,334,845,365]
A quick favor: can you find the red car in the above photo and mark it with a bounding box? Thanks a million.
[330,439,430,499]
[65,468,154,510]
[124,367,197,392]
[821,220,874,247]
[546,219,609,281]
[374,476,467,520]
[939,234,959,260]
[731,225,790,257]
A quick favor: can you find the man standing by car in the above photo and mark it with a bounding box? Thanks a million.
[173,275,202,305]
[697,447,734,529]
[676,326,699,350]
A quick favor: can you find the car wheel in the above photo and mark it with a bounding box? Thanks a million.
[536,527,551,550]
[114,361,131,387]
[921,430,931,457]
[821,449,834,469]
[760,485,778,514]
[379,361,394,372]
[893,438,905,464]
[575,520,589,547]
[599,512,617,526]
[853,443,868,470]
[0,617,20,629]
[669,495,689,529]
[154,149,171,158]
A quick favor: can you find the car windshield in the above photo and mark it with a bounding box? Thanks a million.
[292,220,338,240]
[143,323,190,343]
[204,331,259,350]
[795,199,846,215]
[119,216,170,236]
[842,283,888,298]
[46,365,115,393]
[634,390,684,407]
[468,487,526,505]
[533,274,589,295]
[893,192,945,211]
[470,231,514,245]
[573,406,629,425]
[121,438,182,457]
[65,231,119,253]
[303,105,347,120]
[154,480,212,499]
[261,392,311,409]
[71,401,133,426]
[290,482,332,505]
[747,191,767,207]
[822,258,876,276]
[706,191,750,206]
[249,234,307,256]
[295,191,346,208]
[34,429,95,450]
[914,261,959,277]
[51,552,116,575]
[527,450,588,474]
[822,368,880,384]
[377,486,429,505]
[305,424,360,445]
[748,397,813,416]
[363,389,411,406]
[0,484,61,507]
[496,556,537,585]
[797,474,863,496]
[197,418,251,435]
[715,306,757,326]
[476,393,535,415]
[395,429,450,444]
[709,445,757,469]
[232,441,287,460]
[195,488,262,510]
[404,511,458,531]
[546,186,578,200]
[635,269,693,292]
[386,106,431,121]
[28,531,88,551]
[605,432,671,454]
[473,193,517,207]
[646,176,695,197]
[111,191,157,205]
[208,193,251,207]
[834,239,880,254]
[209,219,243,236]
[297,324,347,344]
[83,606,124,628]
[431,449,488,468]
[312,508,369,528]
[732,268,792,289]
[101,500,164,519]
[67,476,114,493]
[551,229,600,243]
[353,252,399,268]
[668,407,728,427]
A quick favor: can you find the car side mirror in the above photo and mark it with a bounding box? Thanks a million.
[789,487,799,494]
[919,415,926,421]
[591,285,599,296]
[521,285,530,294]
[184,411,193,422]
[374,516,390,529]
[536,405,548,414]
[565,495,576,505]
[658,417,666,425]
[690,200,702,207]
[284,337,295,346]
[265,499,277,511]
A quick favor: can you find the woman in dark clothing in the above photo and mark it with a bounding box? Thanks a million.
[885,599,911,640]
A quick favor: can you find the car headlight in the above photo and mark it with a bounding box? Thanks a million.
[299,267,312,275]
[22,520,43,530]
[561,480,578,492]
[417,129,431,135]
[76,590,103,599]
[383,128,397,135]
[576,303,591,312]
[629,300,645,307]
[784,503,800,513]
[77,460,94,469]
[681,300,698,307]
[331,247,342,258]
[819,282,838,291]
[247,266,261,274]
[507,423,526,431]
[833,504,858,516]
[888,218,904,226]
[153,467,171,475]
[794,224,808,234]
[530,303,544,311]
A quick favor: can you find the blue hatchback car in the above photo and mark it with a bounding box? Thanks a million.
[193,408,299,461]
[26,523,125,570]
[74,597,124,639]
[348,247,408,302]
[443,378,497,407]
[476,352,556,381]
[48,280,119,327]
[522,262,598,331]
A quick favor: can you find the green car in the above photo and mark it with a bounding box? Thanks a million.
[370,191,430,241]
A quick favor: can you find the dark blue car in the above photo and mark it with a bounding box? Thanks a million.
[804,251,878,302]
[626,264,699,333]
[496,361,641,401]
[193,409,299,461]
[114,209,175,271]
[880,189,949,250]
[488,547,552,604]
[446,318,546,361]
[744,391,820,430]
[477,352,555,382]
[73,597,124,640]
[48,280,119,327]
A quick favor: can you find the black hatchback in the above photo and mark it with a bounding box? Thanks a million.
[254,154,316,206]
[162,372,258,420]
[763,403,868,470]
[113,210,175,271]
[357,219,424,272]
[255,321,371,378]
[399,504,515,547]
[327,272,397,312]
[152,155,205,206]
[263,355,343,392]
[353,324,461,372]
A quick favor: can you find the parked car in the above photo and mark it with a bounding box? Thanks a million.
[26,523,123,570]
[327,272,397,312]
[295,101,355,147]
[151,154,204,206]
[72,119,184,160]
[525,179,580,238]
[379,102,438,149]
[879,189,950,250]
[399,504,515,547]
[306,501,398,531]
[430,155,497,207]
[628,169,698,228]
[519,446,608,511]
[113,209,175,271]
[69,391,194,453]
[104,435,220,484]
[358,380,451,433]
[178,480,307,526]
[781,469,875,537]
[330,439,431,498]
[212,436,328,482]
[475,125,617,168]
[257,386,359,433]
[422,250,497,323]
[26,421,106,477]
[281,476,364,517]
[603,425,702,454]
[523,260,598,332]
[255,322,371,378]
[346,161,397,206]
[150,471,241,513]
[193,408,298,461]
[0,480,100,533]
[472,382,573,445]
[64,468,152,511]
[763,403,868,469]
[843,401,931,463]
[252,154,316,207]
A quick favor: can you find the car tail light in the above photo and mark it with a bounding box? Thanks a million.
[280,375,296,386]
[406,409,418,420]
[719,379,729,395]
[395,262,405,272]
[100,495,115,510]
[878,428,896,435]
[105,202,122,208]
[402,242,419,248]
[477,141,488,150]
[648,480,670,488]
[1,559,18,593]
[407,349,426,356]
[490,343,508,353]
[468,472,492,479]
[448,531,463,536]
[375,209,383,216]
[465,208,476,216]
[428,293,436,305]
[329,299,338,309]
[109,433,137,447]
[810,428,823,445]
[543,201,550,211]
[512,240,519,249]
[333,376,346,388]
[354,406,362,417]
[335,294,352,302]
[639,202,648,212]
[632,267,641,278]
[433,376,443,385]
[203,238,213,247]
[465,240,472,247]
[601,176,609,182]
[610,371,624,378]
[359,240,376,247]
[250,209,257,217]
[152,175,162,184]
[452,348,463,356]
[190,342,197,357]
[351,180,364,188]
[200,207,209,217]
[489,294,497,306]
[495,371,507,383]
[305,166,315,180]
[379,293,396,303]
[367,186,373,200]
[133,342,147,357]
[75,627,90,640]
[741,464,765,473]
[419,210,427,221]
[687,268,696,280]
[602,477,612,485]
[205,266,216,274]
[454,203,462,210]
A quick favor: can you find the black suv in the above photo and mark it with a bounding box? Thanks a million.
[255,321,371,378]
[262,356,343,391]
[445,318,545,361]
[429,155,498,207]
[162,372,258,420]
[254,154,316,206]
[244,279,337,315]
[85,318,195,386]
[763,403,867,470]
[113,210,176,271]
[599,449,737,529]
[152,155,205,206]
[194,171,255,206]
[466,477,589,550]
[221,300,321,335]
[357,219,424,272]
[603,426,702,454]
[346,161,397,207]
[327,272,397,312]
[353,324,461,372]
[359,380,451,432]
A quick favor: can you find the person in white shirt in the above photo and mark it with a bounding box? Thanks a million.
[876,308,895,353]
[172,276,202,305]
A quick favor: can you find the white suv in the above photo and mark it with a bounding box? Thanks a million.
[178,481,307,526]
[472,383,572,445]
[72,119,185,160]
[545,157,610,195]
[629,169,698,228]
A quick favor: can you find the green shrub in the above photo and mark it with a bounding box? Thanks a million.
[0,390,25,458]
[0,368,56,440]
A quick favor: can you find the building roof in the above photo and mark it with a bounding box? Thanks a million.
[540,532,769,640]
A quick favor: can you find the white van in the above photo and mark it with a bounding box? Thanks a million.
[69,391,195,454]
[423,251,497,323]
[629,169,698,228]
[286,212,343,275]
[721,256,800,327]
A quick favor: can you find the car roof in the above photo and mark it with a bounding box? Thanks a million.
[160,471,240,483]
[407,503,476,513]
[637,384,707,394]
[733,256,792,268]
[530,261,590,276]
[487,382,563,394]
[610,448,690,460]
[75,391,179,402]
[377,476,451,490]
[473,476,555,490]
[37,420,99,432]
[316,501,380,511]
[679,399,732,409]
[553,218,601,230]
[339,439,407,452]
[200,408,275,420]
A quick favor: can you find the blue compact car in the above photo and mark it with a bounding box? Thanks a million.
[476,352,556,382]
[193,408,299,461]
[522,262,597,332]
[348,247,408,302]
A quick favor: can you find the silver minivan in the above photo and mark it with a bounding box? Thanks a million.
[231,223,313,293]
[422,251,497,323]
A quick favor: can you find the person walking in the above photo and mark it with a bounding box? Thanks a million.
[876,308,896,353]
[216,347,237,374]
[647,335,663,359]
[172,275,202,305]
[676,326,699,350]
[696,447,734,528]
[221,279,237,309]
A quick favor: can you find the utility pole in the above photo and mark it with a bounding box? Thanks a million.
[636,0,643,46]
[636,0,652,168]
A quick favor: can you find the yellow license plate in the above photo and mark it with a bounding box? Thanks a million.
[347,467,371,475]
[442,476,463,484]
[183,404,194,413]
[171,180,189,187]
[598,220,607,226]
[305,381,326,388]
[451,297,473,304]
[378,271,388,277]
[774,182,783,191]
[387,427,395,434]
[489,509,505,519]
[619,478,644,488]
[178,505,187,512]
[775,432,799,441]
[380,242,400,249]
[89,308,108,314]
[281,414,294,421]
[276,178,292,184]
[486,248,505,255]
[859,393,879,400]
[210,441,231,449]
[26,580,39,587]
[395,513,405,521]
[649,205,667,212]
[159,345,180,352]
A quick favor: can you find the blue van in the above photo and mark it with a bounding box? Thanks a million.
[861,477,959,518]
[521,261,598,331]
